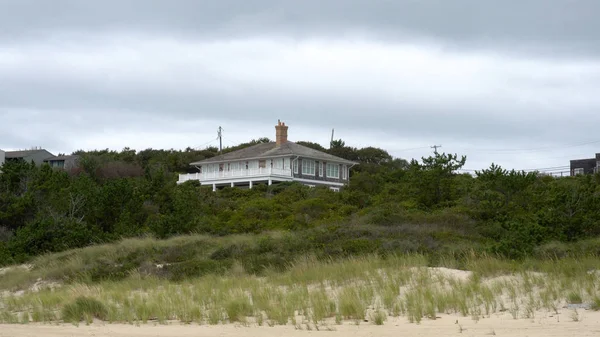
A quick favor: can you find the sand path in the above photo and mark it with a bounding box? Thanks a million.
[2,312,599,337]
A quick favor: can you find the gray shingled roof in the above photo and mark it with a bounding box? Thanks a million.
[190,141,356,165]
[44,155,80,162]
[5,149,54,159]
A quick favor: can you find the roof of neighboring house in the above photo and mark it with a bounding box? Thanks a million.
[43,155,80,162]
[190,141,356,165]
[5,149,54,159]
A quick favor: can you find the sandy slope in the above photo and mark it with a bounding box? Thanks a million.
[2,312,599,337]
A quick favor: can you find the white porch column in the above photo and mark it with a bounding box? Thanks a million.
[268,179,272,186]
[249,181,253,189]
[212,184,216,192]
[231,182,234,187]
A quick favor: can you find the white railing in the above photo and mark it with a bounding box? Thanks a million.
[178,167,292,183]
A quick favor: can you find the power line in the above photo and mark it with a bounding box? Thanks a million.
[193,139,217,150]
[459,165,570,173]
[457,139,600,154]
[395,146,432,152]
[395,139,600,156]
[524,166,570,171]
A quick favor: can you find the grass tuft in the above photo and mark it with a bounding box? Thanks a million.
[61,296,108,324]
[225,295,253,322]
[591,297,600,311]
[567,292,583,304]
[338,287,365,321]
[370,310,387,325]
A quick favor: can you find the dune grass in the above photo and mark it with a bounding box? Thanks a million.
[1,252,599,327]
[61,296,108,324]
[1,233,599,326]
[0,222,487,292]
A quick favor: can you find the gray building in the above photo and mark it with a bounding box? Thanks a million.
[4,149,56,166]
[1,149,80,171]
[570,153,600,175]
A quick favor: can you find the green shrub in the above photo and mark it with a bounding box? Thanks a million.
[533,241,570,258]
[164,259,231,281]
[10,218,102,261]
[341,238,380,256]
[210,243,250,260]
[491,219,546,259]
[240,253,288,274]
[0,243,13,267]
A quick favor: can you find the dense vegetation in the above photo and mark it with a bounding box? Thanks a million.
[1,137,600,268]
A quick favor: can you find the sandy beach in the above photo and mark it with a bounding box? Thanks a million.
[2,311,600,337]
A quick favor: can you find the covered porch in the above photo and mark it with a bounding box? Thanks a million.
[177,167,293,191]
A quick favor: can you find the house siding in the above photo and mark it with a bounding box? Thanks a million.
[47,157,80,170]
[295,157,346,184]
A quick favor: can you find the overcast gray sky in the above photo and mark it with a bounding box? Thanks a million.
[1,0,599,173]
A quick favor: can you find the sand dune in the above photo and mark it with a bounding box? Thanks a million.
[2,311,599,337]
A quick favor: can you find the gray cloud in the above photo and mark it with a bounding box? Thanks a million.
[1,0,600,173]
[2,0,600,56]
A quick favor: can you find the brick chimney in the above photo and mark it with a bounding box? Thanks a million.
[275,120,289,146]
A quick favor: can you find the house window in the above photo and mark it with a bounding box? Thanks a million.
[322,162,326,177]
[326,163,339,178]
[219,163,224,172]
[293,159,298,174]
[284,158,290,170]
[259,160,266,168]
[51,161,65,168]
[274,158,283,169]
[231,162,240,171]
[342,165,347,180]
[573,168,584,175]
[330,187,340,192]
[302,160,316,176]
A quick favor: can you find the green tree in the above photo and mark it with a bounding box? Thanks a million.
[408,152,467,208]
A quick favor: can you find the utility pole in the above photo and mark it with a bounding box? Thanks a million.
[330,128,335,149]
[431,144,442,154]
[217,126,224,153]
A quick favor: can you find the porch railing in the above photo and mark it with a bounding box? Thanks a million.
[178,167,292,183]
